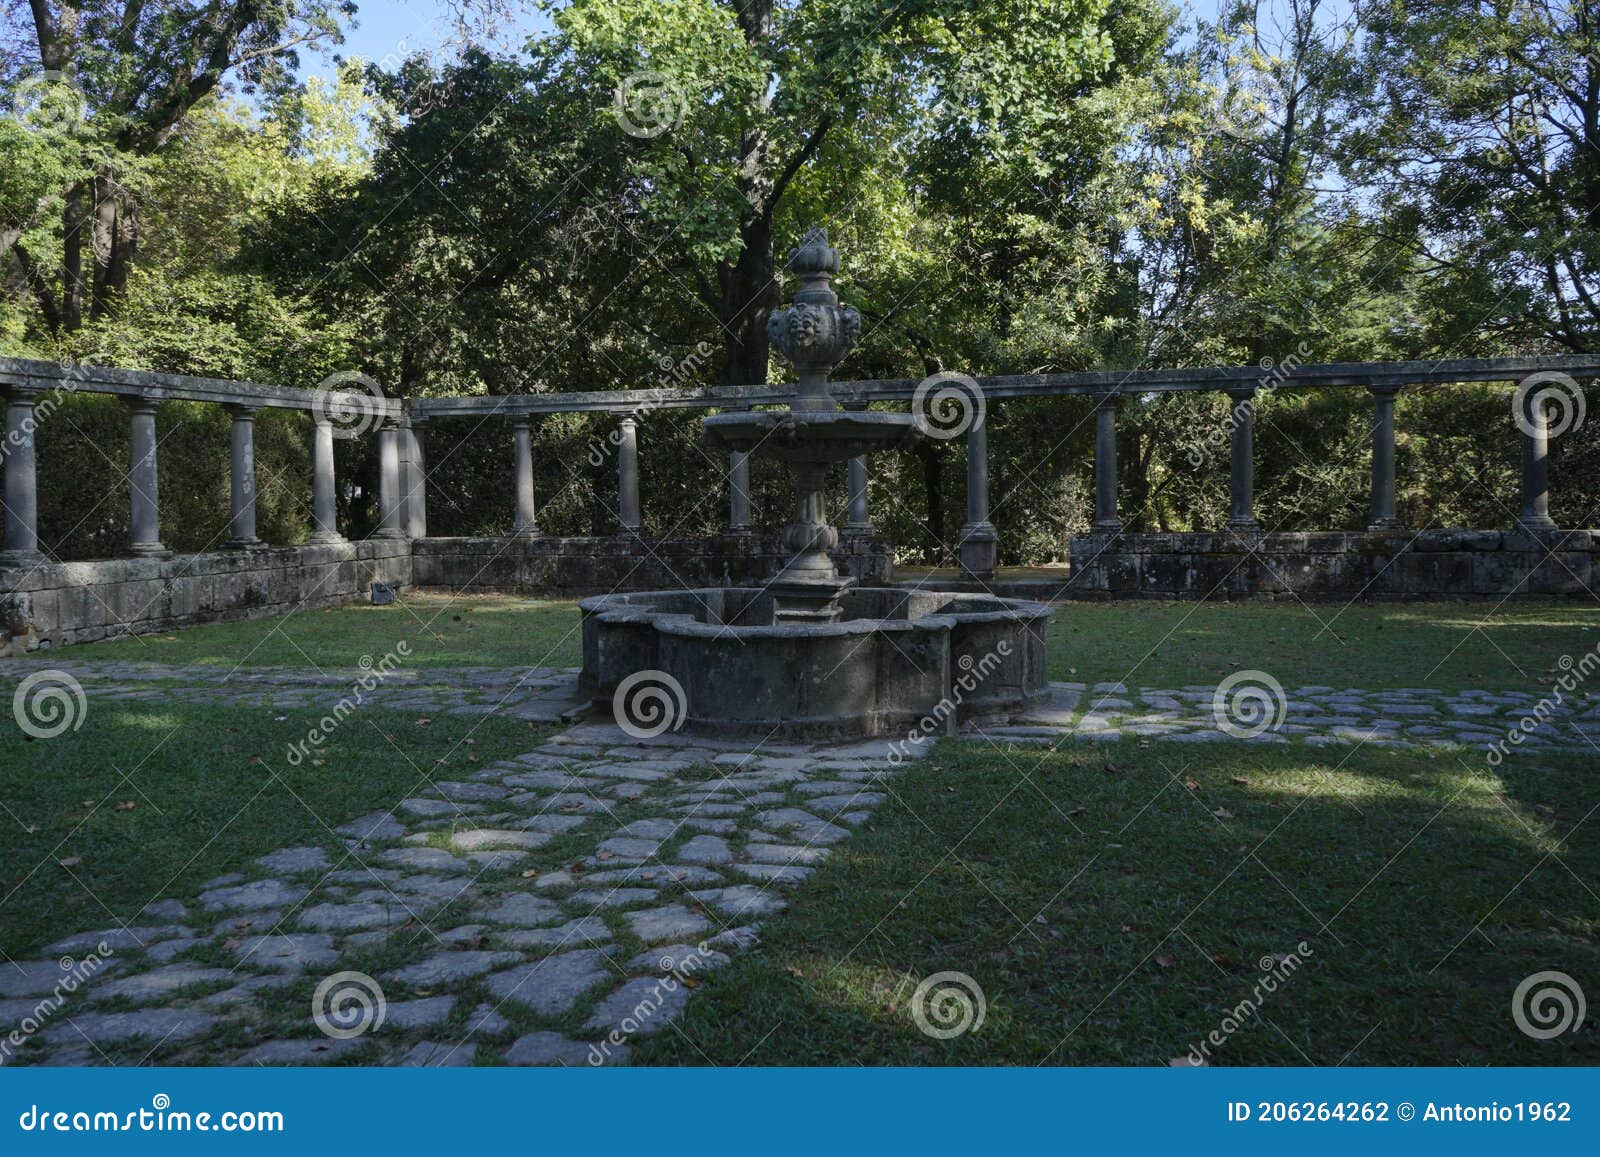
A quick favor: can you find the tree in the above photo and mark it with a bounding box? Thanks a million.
[0,0,353,332]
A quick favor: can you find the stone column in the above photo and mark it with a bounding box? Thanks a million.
[1225,386,1260,532]
[224,404,265,550]
[0,385,44,567]
[401,416,428,539]
[1519,386,1558,531]
[511,418,540,538]
[372,420,404,538]
[617,414,640,532]
[726,406,752,534]
[125,395,169,558]
[841,404,874,536]
[1367,383,1403,531]
[1092,393,1123,532]
[959,408,998,578]
[308,416,345,544]
[728,449,752,533]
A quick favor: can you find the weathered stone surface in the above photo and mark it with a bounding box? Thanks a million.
[583,977,691,1036]
[200,878,307,911]
[567,888,657,909]
[449,829,551,852]
[464,1003,512,1038]
[256,846,331,874]
[626,943,730,974]
[595,836,661,861]
[233,933,338,972]
[336,811,407,841]
[483,893,563,927]
[484,950,611,1015]
[90,965,230,1004]
[389,951,522,989]
[675,835,733,865]
[401,1040,477,1067]
[42,1008,215,1046]
[0,960,118,1004]
[498,917,612,949]
[504,1030,620,1067]
[235,1037,366,1065]
[49,926,187,954]
[691,885,788,918]
[298,901,411,932]
[380,847,467,872]
[625,904,713,944]
[385,996,457,1029]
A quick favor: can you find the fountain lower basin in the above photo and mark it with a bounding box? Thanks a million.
[579,586,1053,739]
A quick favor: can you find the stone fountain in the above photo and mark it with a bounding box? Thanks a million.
[580,230,1051,738]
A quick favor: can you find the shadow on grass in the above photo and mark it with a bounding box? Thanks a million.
[636,738,1600,1066]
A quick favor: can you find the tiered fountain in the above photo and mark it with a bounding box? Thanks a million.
[580,230,1051,737]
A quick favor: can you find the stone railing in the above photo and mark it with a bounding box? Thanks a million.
[1,353,1597,652]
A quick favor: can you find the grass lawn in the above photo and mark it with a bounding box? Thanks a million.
[637,739,1600,1066]
[3,595,1597,1064]
[39,592,1600,693]
[0,701,551,958]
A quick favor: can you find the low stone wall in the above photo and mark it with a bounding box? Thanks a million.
[1065,529,1598,599]
[0,541,412,654]
[410,534,895,595]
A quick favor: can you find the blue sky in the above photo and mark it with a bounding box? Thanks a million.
[297,0,554,80]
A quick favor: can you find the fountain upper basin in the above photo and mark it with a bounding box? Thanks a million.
[703,408,920,463]
[580,586,1053,739]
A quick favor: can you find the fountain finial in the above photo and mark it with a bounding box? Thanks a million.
[767,227,861,411]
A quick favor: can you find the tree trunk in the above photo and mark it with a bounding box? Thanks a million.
[60,183,88,331]
[722,212,777,386]
[720,0,777,388]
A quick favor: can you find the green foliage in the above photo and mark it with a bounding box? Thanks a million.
[4,0,1598,563]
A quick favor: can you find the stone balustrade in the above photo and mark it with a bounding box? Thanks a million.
[0,353,1597,654]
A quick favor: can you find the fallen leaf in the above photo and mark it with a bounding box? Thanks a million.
[1212,807,1234,819]
[786,966,804,979]
[1230,776,1249,785]
[681,976,700,989]
[1156,954,1177,968]
[114,801,135,812]
[1184,778,1200,791]
[246,755,262,766]
[417,718,432,727]
[57,856,81,868]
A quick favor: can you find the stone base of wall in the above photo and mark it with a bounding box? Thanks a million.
[1065,529,1599,599]
[410,534,895,595]
[0,540,413,655]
